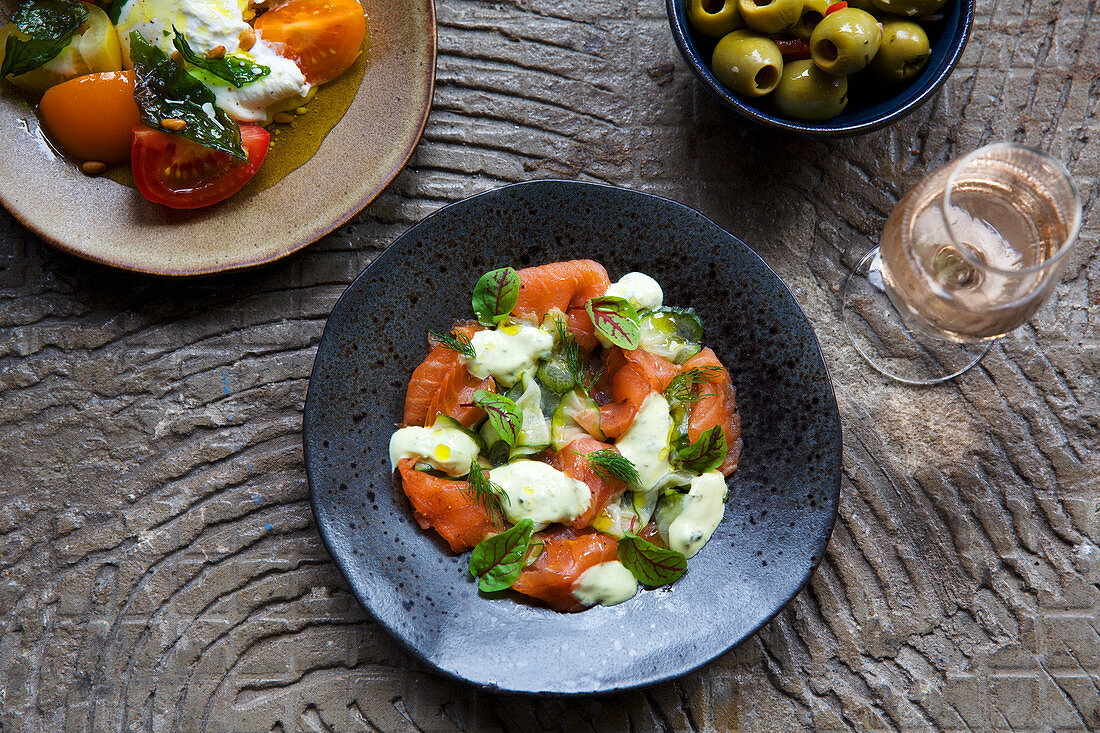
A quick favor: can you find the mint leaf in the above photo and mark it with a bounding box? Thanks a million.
[1,0,87,77]
[472,267,520,326]
[586,296,641,350]
[172,30,270,88]
[469,518,534,592]
[677,425,727,474]
[129,31,247,161]
[473,389,521,446]
[618,533,686,587]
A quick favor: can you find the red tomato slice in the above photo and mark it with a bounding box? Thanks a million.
[255,0,366,85]
[130,124,269,209]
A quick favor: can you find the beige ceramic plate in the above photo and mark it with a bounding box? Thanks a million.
[0,0,435,276]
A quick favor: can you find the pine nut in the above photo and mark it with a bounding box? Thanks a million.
[81,161,107,176]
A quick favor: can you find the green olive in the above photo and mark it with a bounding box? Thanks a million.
[871,0,945,16]
[737,0,803,35]
[870,19,931,81]
[712,30,784,97]
[809,7,882,75]
[789,0,830,40]
[772,58,848,119]
[687,0,743,37]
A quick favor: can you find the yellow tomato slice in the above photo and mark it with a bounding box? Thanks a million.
[39,70,140,162]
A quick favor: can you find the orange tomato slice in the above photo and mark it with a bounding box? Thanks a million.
[255,0,366,85]
[38,71,139,163]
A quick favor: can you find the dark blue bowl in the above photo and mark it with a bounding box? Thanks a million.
[668,0,974,136]
[304,180,842,694]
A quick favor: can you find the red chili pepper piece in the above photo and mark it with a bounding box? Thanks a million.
[826,1,847,13]
[775,38,811,59]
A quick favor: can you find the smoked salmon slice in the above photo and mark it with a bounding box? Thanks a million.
[566,306,600,353]
[426,372,496,429]
[403,324,489,428]
[681,348,743,476]
[599,348,681,438]
[513,260,610,323]
[557,435,627,529]
[397,458,496,552]
[512,527,619,611]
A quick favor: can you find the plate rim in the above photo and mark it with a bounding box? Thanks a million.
[0,0,438,277]
[303,178,843,695]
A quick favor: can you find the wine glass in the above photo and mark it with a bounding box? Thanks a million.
[842,143,1082,385]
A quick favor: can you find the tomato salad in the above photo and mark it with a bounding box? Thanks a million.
[1,0,366,208]
[388,260,743,612]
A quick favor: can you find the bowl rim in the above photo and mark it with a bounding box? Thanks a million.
[303,178,844,695]
[666,0,975,137]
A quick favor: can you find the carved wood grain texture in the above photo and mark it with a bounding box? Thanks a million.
[1,0,1098,729]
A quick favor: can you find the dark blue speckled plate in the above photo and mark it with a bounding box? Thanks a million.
[304,180,842,695]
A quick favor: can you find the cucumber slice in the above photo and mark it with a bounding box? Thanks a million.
[432,414,486,452]
[537,357,575,393]
[639,307,704,364]
[654,491,689,547]
[631,486,661,527]
[479,419,511,467]
[655,307,704,341]
[504,381,525,402]
[484,440,511,467]
[631,473,690,528]
[540,383,563,421]
[670,402,691,449]
[550,388,605,449]
[510,373,551,459]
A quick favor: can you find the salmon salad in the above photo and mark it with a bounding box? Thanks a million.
[388,260,743,611]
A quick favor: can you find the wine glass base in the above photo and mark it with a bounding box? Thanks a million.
[843,247,992,385]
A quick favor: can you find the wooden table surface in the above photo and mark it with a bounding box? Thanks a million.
[1,0,1097,729]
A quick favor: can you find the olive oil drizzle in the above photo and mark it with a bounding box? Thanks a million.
[102,26,370,195]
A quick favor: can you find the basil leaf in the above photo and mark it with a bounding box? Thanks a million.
[129,31,247,161]
[471,267,520,327]
[473,389,521,446]
[586,296,641,350]
[101,0,126,23]
[677,425,727,474]
[469,518,534,592]
[618,534,686,587]
[1,0,87,78]
[172,30,270,88]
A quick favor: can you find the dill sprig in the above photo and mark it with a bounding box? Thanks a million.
[555,321,603,394]
[465,460,509,526]
[586,449,640,486]
[430,329,476,359]
[664,365,724,404]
